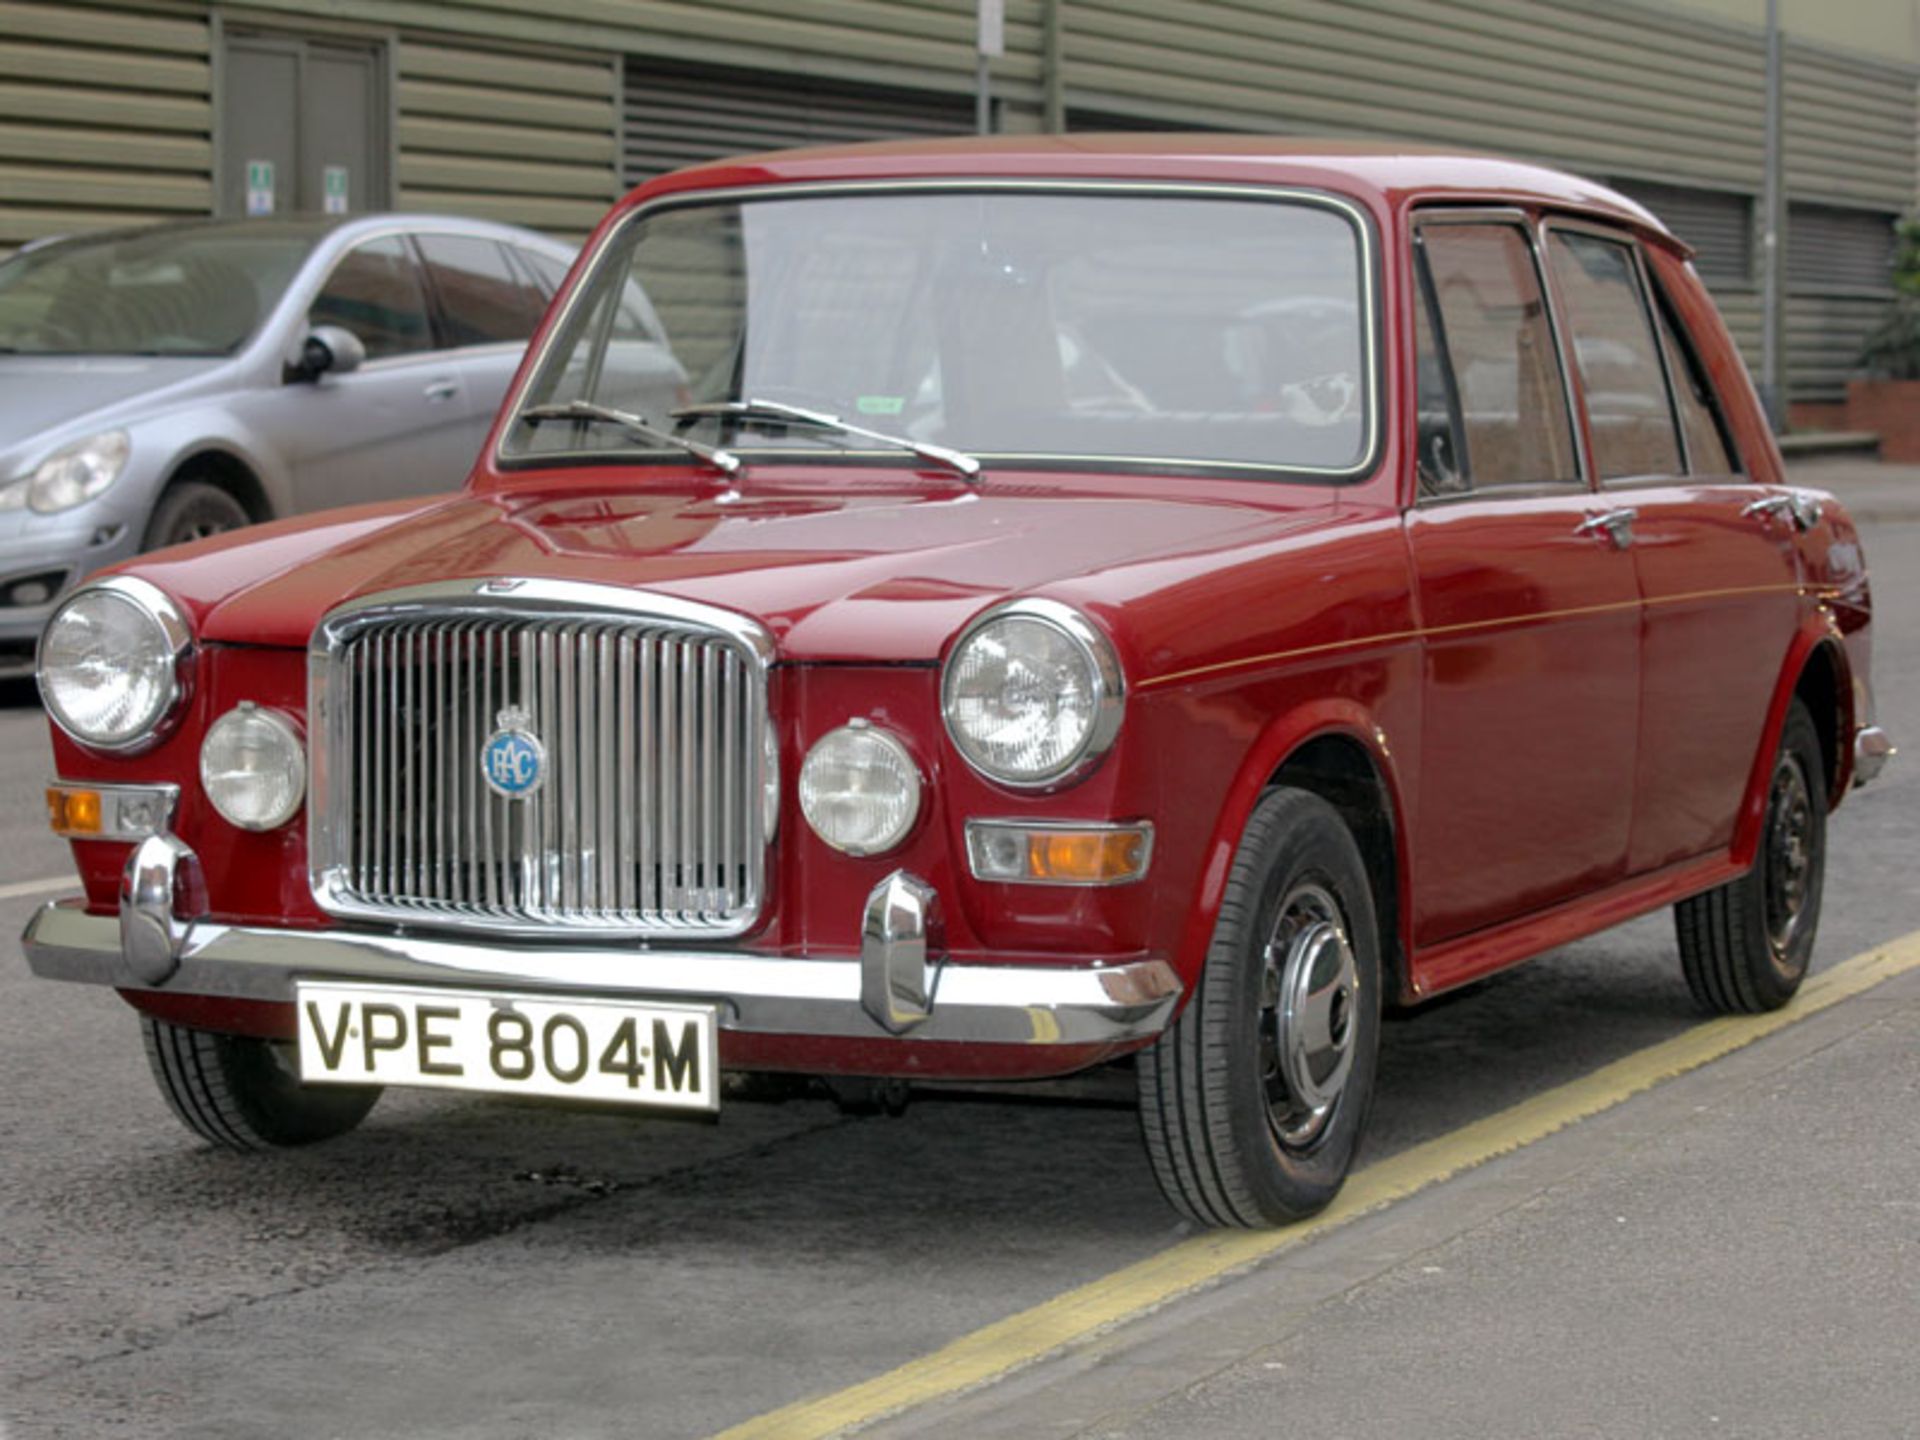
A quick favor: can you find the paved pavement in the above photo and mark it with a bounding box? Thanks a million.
[1,458,1916,1439]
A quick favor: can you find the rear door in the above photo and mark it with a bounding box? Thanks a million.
[1542,226,1802,872]
[1405,213,1642,947]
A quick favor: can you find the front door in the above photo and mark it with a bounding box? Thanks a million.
[1405,216,1641,948]
[220,32,387,218]
[231,234,474,511]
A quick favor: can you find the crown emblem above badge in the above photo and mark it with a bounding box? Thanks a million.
[482,704,545,799]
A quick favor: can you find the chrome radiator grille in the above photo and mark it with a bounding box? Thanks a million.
[309,582,772,938]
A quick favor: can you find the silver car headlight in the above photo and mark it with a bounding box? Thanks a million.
[201,704,306,831]
[799,721,920,855]
[38,577,194,752]
[942,599,1124,788]
[28,430,130,513]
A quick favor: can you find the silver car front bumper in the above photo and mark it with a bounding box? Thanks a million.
[1854,725,1895,788]
[21,834,1182,1049]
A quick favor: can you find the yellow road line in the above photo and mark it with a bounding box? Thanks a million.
[715,932,1920,1440]
[0,875,77,902]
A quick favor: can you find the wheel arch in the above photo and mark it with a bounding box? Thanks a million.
[1177,699,1415,1007]
[1732,617,1854,868]
[162,447,274,524]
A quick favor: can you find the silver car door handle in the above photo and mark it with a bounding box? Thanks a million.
[424,379,459,402]
[1743,491,1822,532]
[1575,507,1638,549]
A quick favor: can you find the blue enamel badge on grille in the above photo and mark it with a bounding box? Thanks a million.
[482,705,546,799]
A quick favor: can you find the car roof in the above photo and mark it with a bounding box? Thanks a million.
[645,134,1673,249]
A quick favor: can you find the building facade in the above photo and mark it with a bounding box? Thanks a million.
[2,0,1915,417]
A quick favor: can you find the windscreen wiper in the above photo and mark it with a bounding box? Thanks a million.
[521,399,740,477]
[671,398,981,481]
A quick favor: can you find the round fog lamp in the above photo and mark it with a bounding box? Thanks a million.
[799,721,921,856]
[201,703,306,831]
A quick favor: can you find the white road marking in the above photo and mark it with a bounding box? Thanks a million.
[0,874,77,901]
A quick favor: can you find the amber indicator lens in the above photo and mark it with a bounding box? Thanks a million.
[966,821,1153,885]
[47,786,103,836]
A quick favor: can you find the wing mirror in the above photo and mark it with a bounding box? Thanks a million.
[290,325,366,382]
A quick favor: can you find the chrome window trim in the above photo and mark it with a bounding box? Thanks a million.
[1407,207,1591,503]
[941,596,1126,792]
[1539,217,1691,489]
[496,177,1384,484]
[37,575,196,756]
[307,577,776,941]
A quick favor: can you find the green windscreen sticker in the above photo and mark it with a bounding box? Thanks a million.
[855,395,905,415]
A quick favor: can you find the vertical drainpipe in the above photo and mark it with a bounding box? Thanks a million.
[1044,0,1066,134]
[1760,0,1786,433]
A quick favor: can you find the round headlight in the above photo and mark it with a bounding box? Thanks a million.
[201,704,306,831]
[942,600,1123,787]
[38,577,193,752]
[799,721,921,856]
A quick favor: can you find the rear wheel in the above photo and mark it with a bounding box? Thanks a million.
[142,1016,380,1151]
[1674,698,1826,1013]
[143,479,250,552]
[1138,788,1382,1227]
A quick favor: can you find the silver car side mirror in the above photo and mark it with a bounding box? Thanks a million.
[294,325,366,382]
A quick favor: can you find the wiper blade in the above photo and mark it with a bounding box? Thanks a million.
[672,398,981,481]
[521,399,740,477]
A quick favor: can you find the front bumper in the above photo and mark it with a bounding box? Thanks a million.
[21,842,1181,1050]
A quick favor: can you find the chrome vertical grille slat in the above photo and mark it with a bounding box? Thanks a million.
[309,581,772,939]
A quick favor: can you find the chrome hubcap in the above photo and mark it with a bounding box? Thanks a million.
[1763,753,1815,964]
[1258,882,1360,1148]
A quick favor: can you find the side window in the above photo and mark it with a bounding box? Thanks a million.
[1415,222,1579,494]
[517,248,571,300]
[1648,277,1738,476]
[309,236,433,361]
[1545,231,1684,480]
[417,234,547,347]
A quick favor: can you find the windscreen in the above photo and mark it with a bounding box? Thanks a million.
[0,225,319,356]
[504,187,1373,476]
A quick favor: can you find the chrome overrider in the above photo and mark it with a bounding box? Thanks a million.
[22,825,1182,1048]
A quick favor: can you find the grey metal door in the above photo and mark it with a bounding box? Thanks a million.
[220,34,387,217]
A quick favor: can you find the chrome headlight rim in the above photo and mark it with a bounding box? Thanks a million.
[941,597,1125,791]
[37,575,196,755]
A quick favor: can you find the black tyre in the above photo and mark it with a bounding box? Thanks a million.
[1675,698,1826,1014]
[1138,788,1382,1227]
[142,1016,380,1151]
[142,479,250,551]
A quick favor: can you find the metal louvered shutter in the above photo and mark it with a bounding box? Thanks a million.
[622,63,974,187]
[1786,204,1898,293]
[1608,180,1753,286]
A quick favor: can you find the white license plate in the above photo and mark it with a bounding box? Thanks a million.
[295,981,718,1113]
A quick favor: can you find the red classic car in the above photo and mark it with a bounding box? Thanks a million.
[24,138,1892,1228]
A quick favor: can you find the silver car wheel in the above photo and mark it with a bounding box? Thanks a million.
[1259,881,1360,1149]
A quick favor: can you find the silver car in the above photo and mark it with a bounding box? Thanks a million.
[0,214,579,671]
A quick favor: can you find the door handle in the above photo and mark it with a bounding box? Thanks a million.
[1742,491,1821,531]
[423,379,459,402]
[1575,507,1638,549]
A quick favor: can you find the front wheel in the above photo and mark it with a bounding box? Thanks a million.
[143,479,250,552]
[142,1016,380,1151]
[1138,788,1382,1227]
[1674,698,1826,1013]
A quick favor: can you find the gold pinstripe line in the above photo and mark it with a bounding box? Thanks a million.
[1139,582,1821,691]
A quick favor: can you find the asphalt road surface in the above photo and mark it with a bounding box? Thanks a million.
[3,459,1916,1439]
